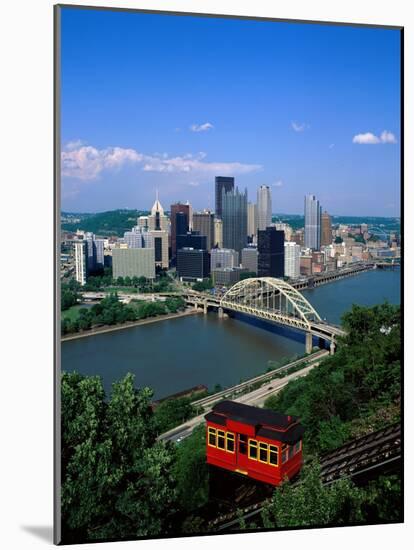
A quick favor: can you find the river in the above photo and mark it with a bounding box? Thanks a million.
[61,268,400,400]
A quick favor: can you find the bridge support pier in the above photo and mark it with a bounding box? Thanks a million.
[330,341,336,355]
[305,332,313,354]
[203,302,208,315]
[218,307,224,319]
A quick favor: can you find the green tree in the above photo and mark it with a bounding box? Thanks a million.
[334,236,343,244]
[173,424,209,513]
[61,373,178,543]
[262,462,364,529]
[154,397,196,434]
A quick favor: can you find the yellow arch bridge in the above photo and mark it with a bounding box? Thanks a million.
[182,277,346,355]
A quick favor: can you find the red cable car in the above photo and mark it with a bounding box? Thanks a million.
[205,400,304,486]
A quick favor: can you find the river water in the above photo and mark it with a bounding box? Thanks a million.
[61,269,400,400]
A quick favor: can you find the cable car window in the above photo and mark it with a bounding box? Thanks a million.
[226,432,235,453]
[282,444,289,463]
[239,434,247,454]
[259,442,268,463]
[269,445,278,466]
[294,440,302,454]
[208,427,216,447]
[248,439,258,460]
[217,430,225,450]
[288,445,294,459]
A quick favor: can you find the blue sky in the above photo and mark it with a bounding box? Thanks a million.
[60,7,401,216]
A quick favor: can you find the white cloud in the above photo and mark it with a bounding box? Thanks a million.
[352,130,397,145]
[188,181,200,187]
[272,180,283,187]
[189,122,214,132]
[291,121,308,132]
[61,144,143,180]
[380,130,397,144]
[61,141,262,180]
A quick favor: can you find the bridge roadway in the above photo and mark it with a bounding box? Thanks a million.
[158,350,329,444]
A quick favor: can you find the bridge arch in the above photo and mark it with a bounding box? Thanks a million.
[220,277,322,331]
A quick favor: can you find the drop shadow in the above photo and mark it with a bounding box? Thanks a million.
[21,525,54,543]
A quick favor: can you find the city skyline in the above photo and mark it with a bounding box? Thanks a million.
[60,8,401,217]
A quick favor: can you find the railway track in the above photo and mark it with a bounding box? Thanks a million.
[209,422,402,532]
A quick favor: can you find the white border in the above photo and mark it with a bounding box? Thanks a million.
[0,1,411,548]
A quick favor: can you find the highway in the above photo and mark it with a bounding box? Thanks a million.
[158,352,327,444]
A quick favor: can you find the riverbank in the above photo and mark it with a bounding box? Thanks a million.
[61,307,202,342]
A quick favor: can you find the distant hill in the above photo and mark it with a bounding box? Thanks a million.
[61,209,149,237]
[273,214,400,232]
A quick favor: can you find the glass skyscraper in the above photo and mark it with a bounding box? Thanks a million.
[304,194,322,250]
[215,176,234,219]
[257,227,285,278]
[222,186,248,259]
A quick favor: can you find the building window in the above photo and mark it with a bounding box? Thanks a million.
[208,427,216,447]
[282,443,289,464]
[239,434,247,455]
[226,432,235,453]
[248,439,258,460]
[217,430,226,450]
[259,442,268,463]
[269,445,278,466]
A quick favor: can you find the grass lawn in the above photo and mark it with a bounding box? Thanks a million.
[61,305,84,321]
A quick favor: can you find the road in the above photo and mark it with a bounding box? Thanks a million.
[158,359,323,444]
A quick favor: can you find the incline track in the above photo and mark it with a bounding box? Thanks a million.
[209,423,402,532]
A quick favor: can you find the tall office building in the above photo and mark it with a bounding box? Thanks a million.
[177,248,210,281]
[210,248,239,270]
[257,185,272,231]
[222,186,248,258]
[214,218,223,248]
[84,232,105,274]
[193,211,215,251]
[321,211,332,246]
[170,203,190,262]
[74,241,86,286]
[176,231,207,251]
[124,227,154,249]
[247,202,258,241]
[284,242,301,279]
[241,246,258,274]
[112,248,156,279]
[304,194,322,250]
[148,193,168,231]
[257,227,284,278]
[215,176,234,218]
[145,194,169,269]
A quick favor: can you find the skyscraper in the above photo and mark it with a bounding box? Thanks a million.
[222,186,248,258]
[84,232,104,274]
[215,176,234,218]
[304,194,322,250]
[257,227,284,278]
[74,241,86,286]
[247,202,258,241]
[321,211,332,246]
[214,218,223,248]
[147,195,168,269]
[284,242,301,279]
[170,203,190,262]
[193,211,215,251]
[257,185,272,231]
[148,192,168,231]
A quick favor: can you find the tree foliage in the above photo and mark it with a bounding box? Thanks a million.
[61,372,177,543]
[173,424,210,514]
[154,397,196,434]
[264,303,401,454]
[262,462,364,528]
